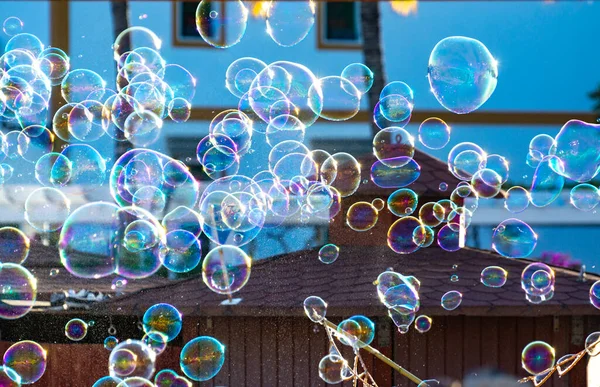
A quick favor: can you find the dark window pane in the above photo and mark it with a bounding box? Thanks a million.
[180,1,217,39]
[325,2,358,41]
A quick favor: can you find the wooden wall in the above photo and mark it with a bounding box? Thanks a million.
[0,315,597,386]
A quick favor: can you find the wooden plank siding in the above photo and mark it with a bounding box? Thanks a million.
[0,315,590,386]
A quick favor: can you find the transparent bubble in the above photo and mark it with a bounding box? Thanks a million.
[318,354,350,384]
[24,187,70,232]
[158,64,196,101]
[61,69,106,104]
[105,336,120,351]
[167,97,191,123]
[132,185,166,216]
[419,202,445,227]
[202,245,252,295]
[180,336,225,382]
[266,1,315,47]
[482,154,509,184]
[109,340,156,380]
[159,230,201,273]
[3,17,23,36]
[412,224,435,248]
[303,296,327,322]
[418,117,451,150]
[470,168,502,198]
[309,76,360,121]
[17,125,54,163]
[65,318,88,341]
[492,218,537,258]
[3,341,46,384]
[61,144,106,191]
[0,227,30,264]
[504,186,530,214]
[346,201,378,232]
[428,36,497,114]
[447,142,487,180]
[124,219,160,253]
[589,280,600,311]
[336,318,362,347]
[225,57,266,98]
[6,33,44,57]
[527,134,555,168]
[388,308,415,333]
[266,114,306,147]
[341,63,373,95]
[521,341,555,375]
[437,224,460,252]
[480,266,508,288]
[387,188,418,217]
[380,81,414,104]
[415,315,432,333]
[318,244,339,264]
[116,377,155,387]
[551,120,600,182]
[387,216,422,254]
[322,152,361,197]
[0,264,37,320]
[196,0,248,48]
[521,262,555,300]
[529,156,564,207]
[570,183,599,212]
[370,158,421,188]
[373,127,415,167]
[142,303,182,342]
[382,282,420,313]
[441,290,462,311]
[347,315,375,347]
[585,332,600,356]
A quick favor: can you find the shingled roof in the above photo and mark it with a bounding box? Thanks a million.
[90,244,598,318]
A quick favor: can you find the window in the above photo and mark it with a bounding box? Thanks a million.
[318,1,362,49]
[172,1,223,47]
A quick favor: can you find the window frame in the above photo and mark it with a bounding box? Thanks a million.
[317,1,362,50]
[172,1,225,48]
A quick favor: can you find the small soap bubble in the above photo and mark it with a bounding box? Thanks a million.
[441,291,462,311]
[318,244,339,264]
[521,341,555,375]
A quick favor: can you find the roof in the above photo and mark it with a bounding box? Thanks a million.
[90,244,599,318]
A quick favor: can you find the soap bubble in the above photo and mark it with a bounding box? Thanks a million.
[590,281,600,310]
[437,224,460,252]
[3,341,46,384]
[318,244,339,264]
[470,168,502,198]
[304,296,327,323]
[142,303,182,342]
[447,142,486,180]
[551,120,600,182]
[0,227,30,264]
[266,1,315,47]
[530,156,564,207]
[441,291,462,311]
[521,262,555,300]
[109,340,156,380]
[93,376,123,387]
[418,117,451,150]
[3,17,23,36]
[570,183,599,212]
[480,266,508,288]
[585,332,600,356]
[492,218,537,258]
[387,188,418,217]
[388,308,415,334]
[372,127,415,167]
[180,336,225,382]
[309,76,360,121]
[428,36,498,114]
[202,245,252,294]
[341,63,373,94]
[318,354,350,384]
[521,341,555,375]
[24,187,70,232]
[0,263,37,320]
[65,318,88,341]
[387,216,422,254]
[225,57,267,98]
[415,315,432,333]
[504,186,529,214]
[105,336,119,351]
[346,201,378,232]
[196,0,248,49]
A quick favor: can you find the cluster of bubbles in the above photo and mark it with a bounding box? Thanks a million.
[374,270,423,334]
[521,262,555,304]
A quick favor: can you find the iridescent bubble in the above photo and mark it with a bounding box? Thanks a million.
[225,57,266,98]
[372,127,415,167]
[202,245,252,295]
[570,183,599,212]
[521,263,555,300]
[61,69,106,104]
[371,158,420,188]
[24,187,70,232]
[590,281,600,310]
[124,219,160,253]
[266,1,315,47]
[447,142,486,180]
[143,303,182,342]
[159,230,201,273]
[17,125,54,163]
[180,336,225,382]
[3,341,47,384]
[428,36,498,114]
[168,97,191,123]
[347,315,375,347]
[309,76,360,121]
[388,308,415,334]
[387,188,418,217]
[387,216,422,254]
[480,266,508,288]
[412,224,435,248]
[336,318,362,347]
[527,134,555,168]
[303,296,327,322]
[441,290,462,311]
[551,120,600,182]
[418,118,451,150]
[5,33,44,57]
[0,263,37,320]
[482,154,509,184]
[93,376,123,387]
[61,144,106,191]
[65,318,88,341]
[437,224,461,252]
[318,354,350,384]
[142,331,168,355]
[470,168,502,198]
[415,315,432,333]
[265,114,306,147]
[521,341,555,375]
[3,17,23,36]
[196,0,248,49]
[105,336,120,351]
[492,218,537,258]
[116,377,154,387]
[346,201,378,232]
[0,227,30,264]
[318,244,339,264]
[382,283,420,313]
[419,202,445,227]
[109,340,156,380]
[585,332,600,356]
[322,152,361,197]
[504,186,530,214]
[341,63,373,94]
[530,156,564,207]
